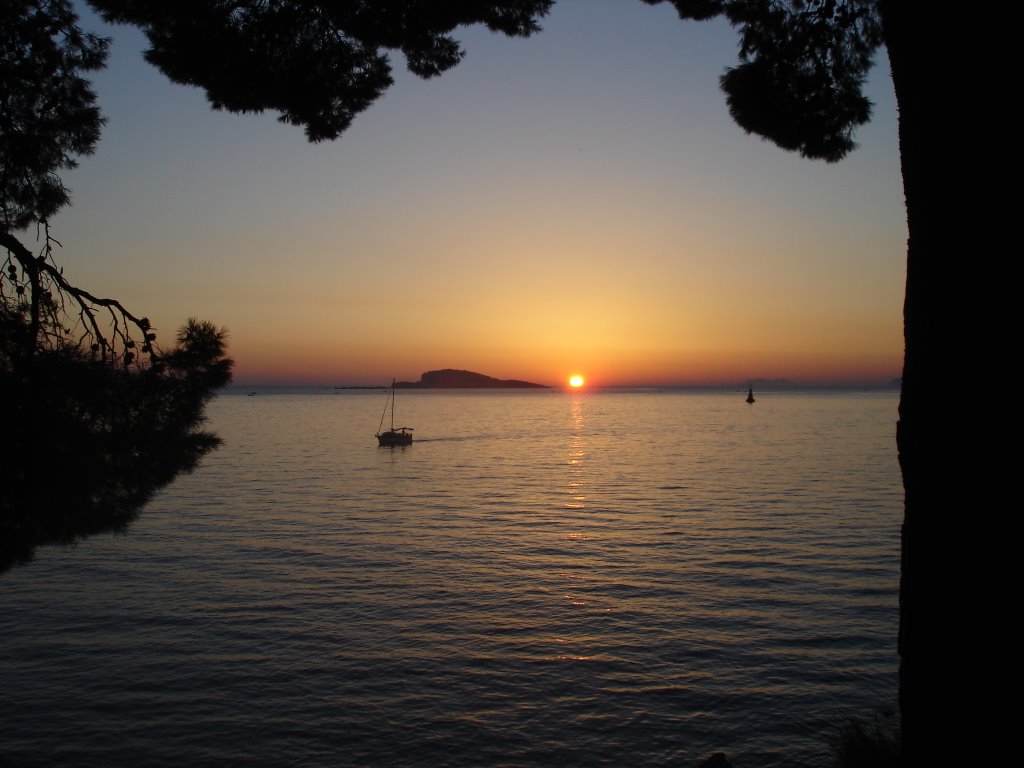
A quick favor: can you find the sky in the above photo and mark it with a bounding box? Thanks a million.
[48,0,907,388]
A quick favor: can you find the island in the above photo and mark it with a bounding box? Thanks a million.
[394,369,549,389]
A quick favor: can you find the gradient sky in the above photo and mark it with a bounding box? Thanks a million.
[48,0,907,387]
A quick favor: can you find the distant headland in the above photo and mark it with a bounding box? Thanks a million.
[394,369,549,389]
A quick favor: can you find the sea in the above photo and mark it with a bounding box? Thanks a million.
[0,387,902,767]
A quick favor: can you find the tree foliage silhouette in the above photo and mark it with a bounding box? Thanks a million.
[1,1,233,572]
[89,0,557,141]
[1,0,107,229]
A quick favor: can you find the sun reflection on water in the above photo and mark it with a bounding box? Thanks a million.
[565,396,587,512]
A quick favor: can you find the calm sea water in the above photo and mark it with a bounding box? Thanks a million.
[1,388,901,767]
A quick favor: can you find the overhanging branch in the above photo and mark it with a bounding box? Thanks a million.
[1,228,158,367]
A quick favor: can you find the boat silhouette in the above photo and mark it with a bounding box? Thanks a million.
[376,379,413,446]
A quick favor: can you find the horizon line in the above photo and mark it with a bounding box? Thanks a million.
[228,379,902,391]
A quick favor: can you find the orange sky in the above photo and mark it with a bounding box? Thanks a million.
[51,1,906,388]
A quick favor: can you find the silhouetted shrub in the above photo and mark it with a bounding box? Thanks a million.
[1,307,232,572]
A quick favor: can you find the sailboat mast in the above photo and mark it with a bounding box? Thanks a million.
[374,377,413,445]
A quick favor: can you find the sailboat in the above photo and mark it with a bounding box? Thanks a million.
[746,383,756,404]
[376,379,413,446]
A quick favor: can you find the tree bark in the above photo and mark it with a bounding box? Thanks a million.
[879,2,1023,763]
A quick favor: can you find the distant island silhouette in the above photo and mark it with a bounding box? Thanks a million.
[394,369,548,389]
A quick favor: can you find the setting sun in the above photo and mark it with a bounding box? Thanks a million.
[568,375,585,388]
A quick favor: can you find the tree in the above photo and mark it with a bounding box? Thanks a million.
[1,0,107,230]
[653,3,1021,763]
[1,0,233,571]
[86,0,558,142]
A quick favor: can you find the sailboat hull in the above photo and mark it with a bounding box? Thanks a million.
[377,429,413,446]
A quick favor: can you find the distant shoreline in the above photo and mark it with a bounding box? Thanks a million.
[228,382,901,393]
[232,368,901,392]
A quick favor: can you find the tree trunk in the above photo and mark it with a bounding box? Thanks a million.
[879,2,1022,763]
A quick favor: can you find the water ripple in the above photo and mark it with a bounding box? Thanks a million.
[0,390,900,767]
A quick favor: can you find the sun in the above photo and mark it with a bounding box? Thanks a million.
[568,374,585,388]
